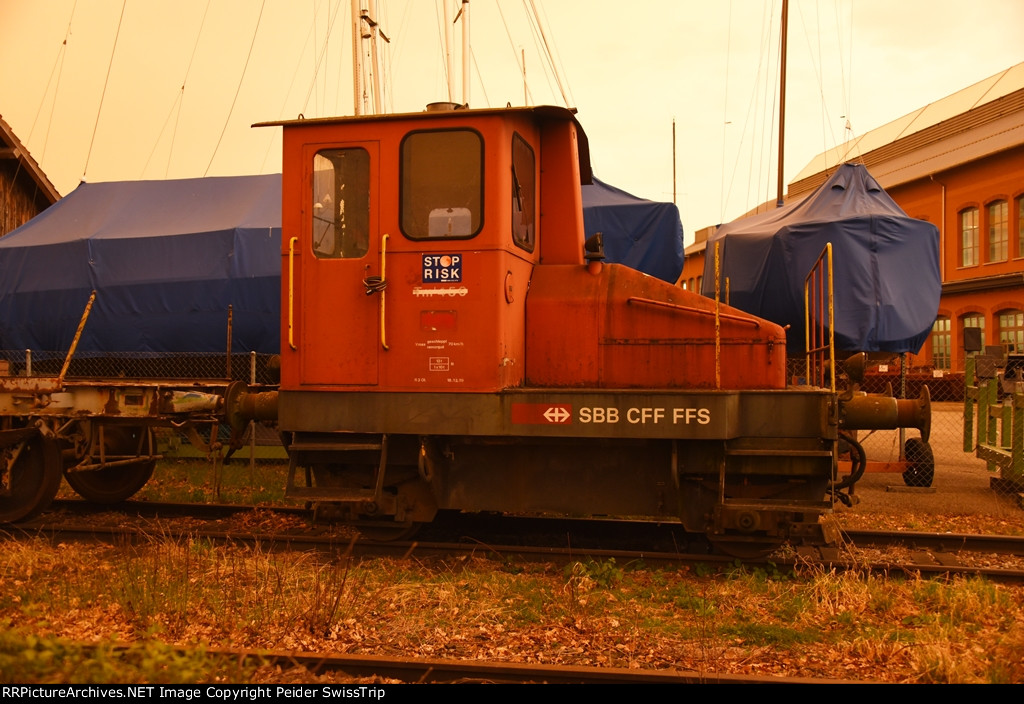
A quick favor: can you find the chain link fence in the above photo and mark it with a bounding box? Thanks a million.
[3,346,1019,528]
[0,349,278,385]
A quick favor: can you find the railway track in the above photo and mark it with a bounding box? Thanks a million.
[10,500,1024,582]
[186,647,869,684]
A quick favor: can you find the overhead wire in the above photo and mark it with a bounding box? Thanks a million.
[721,0,775,222]
[531,0,573,106]
[837,0,859,164]
[298,1,345,118]
[719,0,734,224]
[4,0,76,226]
[495,0,534,105]
[138,0,212,179]
[28,0,78,162]
[524,0,571,107]
[794,0,842,180]
[82,0,128,183]
[204,0,267,176]
[378,0,397,114]
[257,4,325,174]
[519,1,560,106]
[434,0,451,102]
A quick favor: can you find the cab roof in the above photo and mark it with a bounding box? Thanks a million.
[254,104,592,185]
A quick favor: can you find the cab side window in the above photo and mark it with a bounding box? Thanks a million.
[312,148,370,258]
[511,133,536,251]
[400,129,483,240]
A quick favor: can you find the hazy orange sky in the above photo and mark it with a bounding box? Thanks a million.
[2,0,1022,237]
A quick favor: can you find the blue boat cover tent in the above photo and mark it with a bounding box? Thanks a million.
[582,177,684,283]
[0,175,281,355]
[0,173,681,357]
[700,163,940,354]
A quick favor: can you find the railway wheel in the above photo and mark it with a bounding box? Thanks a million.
[63,427,156,503]
[709,535,784,559]
[902,437,934,488]
[353,519,422,542]
[0,432,62,523]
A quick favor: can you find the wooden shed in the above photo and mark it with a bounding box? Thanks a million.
[0,115,60,237]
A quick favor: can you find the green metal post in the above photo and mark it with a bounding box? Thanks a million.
[964,355,976,453]
[1011,393,1024,483]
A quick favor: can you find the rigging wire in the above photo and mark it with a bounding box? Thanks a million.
[4,0,76,229]
[435,0,451,103]
[752,1,778,216]
[721,0,775,222]
[300,0,346,115]
[530,0,574,106]
[495,0,533,105]
[138,0,212,179]
[718,0,734,225]
[470,47,490,107]
[205,0,267,176]
[794,0,846,180]
[28,0,78,162]
[379,0,397,114]
[258,4,325,173]
[519,1,561,106]
[837,0,859,164]
[82,0,127,183]
[524,0,571,107]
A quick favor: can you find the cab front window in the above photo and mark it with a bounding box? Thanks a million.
[400,129,483,240]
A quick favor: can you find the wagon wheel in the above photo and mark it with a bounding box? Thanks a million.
[63,426,156,504]
[901,437,935,488]
[0,431,62,523]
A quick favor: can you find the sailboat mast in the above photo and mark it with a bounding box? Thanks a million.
[776,0,788,207]
[444,1,455,102]
[368,0,382,114]
[461,0,470,106]
[352,0,364,115]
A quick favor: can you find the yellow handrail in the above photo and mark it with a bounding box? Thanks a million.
[288,236,297,350]
[803,242,835,392]
[380,233,389,351]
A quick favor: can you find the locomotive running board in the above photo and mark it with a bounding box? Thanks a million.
[284,433,390,501]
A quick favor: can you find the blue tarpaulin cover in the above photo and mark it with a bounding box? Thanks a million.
[0,173,679,356]
[582,177,684,283]
[0,175,281,355]
[700,163,940,354]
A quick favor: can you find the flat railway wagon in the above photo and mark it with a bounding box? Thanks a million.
[1,104,929,553]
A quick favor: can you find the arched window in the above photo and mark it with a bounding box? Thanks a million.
[931,316,951,370]
[998,309,1024,353]
[960,207,979,267]
[988,200,1008,262]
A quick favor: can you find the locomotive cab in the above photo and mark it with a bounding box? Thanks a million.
[277,107,571,394]
[257,105,843,550]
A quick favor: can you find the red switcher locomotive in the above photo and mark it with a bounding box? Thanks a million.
[221,103,931,552]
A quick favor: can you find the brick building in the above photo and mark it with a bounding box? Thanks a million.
[681,62,1024,375]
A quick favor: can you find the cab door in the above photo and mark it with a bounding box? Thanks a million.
[299,142,380,386]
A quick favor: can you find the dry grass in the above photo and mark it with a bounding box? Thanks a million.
[1,535,1022,684]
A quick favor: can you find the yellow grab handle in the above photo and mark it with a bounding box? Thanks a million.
[380,233,389,351]
[288,236,298,350]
